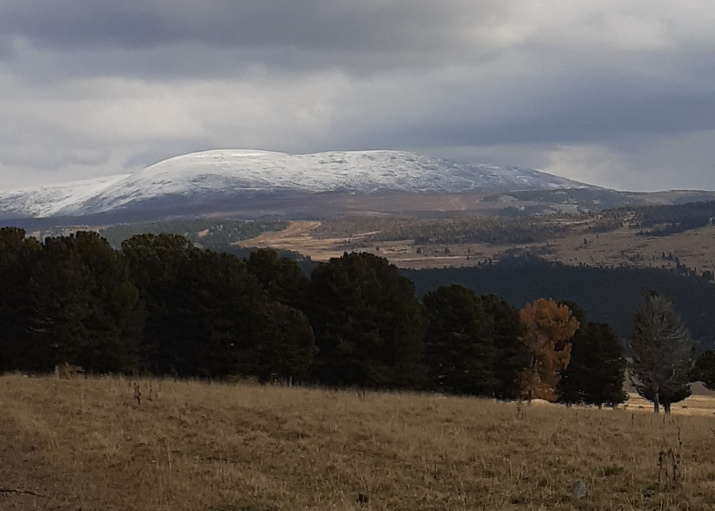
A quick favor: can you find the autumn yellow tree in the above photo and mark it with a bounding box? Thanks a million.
[519,298,579,402]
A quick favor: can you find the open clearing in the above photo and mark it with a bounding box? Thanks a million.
[2,375,715,510]
[239,221,715,276]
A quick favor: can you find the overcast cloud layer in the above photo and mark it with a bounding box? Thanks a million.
[1,1,714,191]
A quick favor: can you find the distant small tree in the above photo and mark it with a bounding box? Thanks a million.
[630,292,695,413]
[693,350,715,391]
[519,298,579,402]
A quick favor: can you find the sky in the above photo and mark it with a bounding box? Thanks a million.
[1,1,714,192]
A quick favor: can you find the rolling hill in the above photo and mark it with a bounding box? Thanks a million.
[0,149,595,223]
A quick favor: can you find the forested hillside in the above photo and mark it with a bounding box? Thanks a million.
[403,256,715,350]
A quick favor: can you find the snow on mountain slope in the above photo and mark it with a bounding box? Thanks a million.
[0,150,594,219]
[0,174,131,219]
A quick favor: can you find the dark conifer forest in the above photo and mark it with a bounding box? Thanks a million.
[1,226,711,406]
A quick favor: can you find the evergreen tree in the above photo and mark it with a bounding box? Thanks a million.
[173,248,266,378]
[23,236,95,371]
[71,232,142,373]
[256,301,315,384]
[693,350,715,390]
[9,232,142,374]
[582,322,627,406]
[558,306,627,408]
[555,301,588,404]
[122,233,198,373]
[630,291,695,413]
[478,294,530,400]
[308,252,425,389]
[423,285,499,396]
[246,248,308,310]
[123,234,315,380]
[0,228,40,371]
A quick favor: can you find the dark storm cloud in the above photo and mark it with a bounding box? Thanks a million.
[0,1,714,191]
[0,0,496,80]
[0,1,482,53]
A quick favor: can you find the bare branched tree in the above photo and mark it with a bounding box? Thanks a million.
[630,292,694,413]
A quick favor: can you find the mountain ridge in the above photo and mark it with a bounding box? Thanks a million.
[0,149,594,220]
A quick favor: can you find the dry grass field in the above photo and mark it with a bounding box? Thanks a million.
[239,221,715,276]
[2,375,715,510]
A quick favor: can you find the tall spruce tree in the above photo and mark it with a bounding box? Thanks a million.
[13,232,142,374]
[693,350,715,390]
[478,294,530,400]
[247,248,308,310]
[630,291,694,413]
[122,233,198,374]
[0,228,40,371]
[172,248,269,378]
[255,301,315,384]
[123,234,315,380]
[71,232,142,373]
[23,236,95,371]
[423,285,499,396]
[558,302,626,408]
[555,301,587,404]
[308,252,425,389]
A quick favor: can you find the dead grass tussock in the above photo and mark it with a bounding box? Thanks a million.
[1,375,715,510]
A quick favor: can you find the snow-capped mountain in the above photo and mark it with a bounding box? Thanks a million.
[0,150,594,220]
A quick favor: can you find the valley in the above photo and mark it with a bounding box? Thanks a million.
[239,217,715,277]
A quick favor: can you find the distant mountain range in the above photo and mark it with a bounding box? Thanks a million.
[1,149,713,226]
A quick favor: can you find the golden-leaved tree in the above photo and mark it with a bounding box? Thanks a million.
[519,298,579,401]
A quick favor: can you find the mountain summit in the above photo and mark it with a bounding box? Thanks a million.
[0,149,594,221]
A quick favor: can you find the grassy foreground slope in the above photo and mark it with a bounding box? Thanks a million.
[1,376,715,511]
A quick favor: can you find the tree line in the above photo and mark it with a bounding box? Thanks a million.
[0,227,711,411]
[403,255,715,350]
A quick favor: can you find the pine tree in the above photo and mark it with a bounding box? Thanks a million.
[423,285,499,396]
[71,232,142,373]
[256,301,315,384]
[0,228,40,371]
[630,291,694,413]
[583,322,627,406]
[122,233,198,374]
[555,301,587,405]
[559,315,627,407]
[174,249,266,378]
[478,294,530,400]
[23,237,95,372]
[693,350,715,390]
[246,248,308,310]
[9,233,142,374]
[307,252,425,389]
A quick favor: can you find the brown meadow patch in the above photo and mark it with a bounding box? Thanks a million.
[238,221,715,278]
[1,375,715,510]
